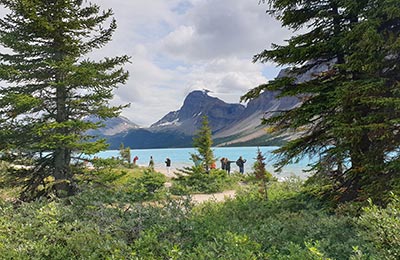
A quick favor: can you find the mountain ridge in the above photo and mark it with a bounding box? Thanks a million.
[97,89,299,149]
[93,63,333,149]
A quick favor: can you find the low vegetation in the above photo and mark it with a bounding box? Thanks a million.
[1,159,399,259]
[170,166,239,195]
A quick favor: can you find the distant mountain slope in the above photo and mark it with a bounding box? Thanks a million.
[212,61,333,145]
[99,62,334,149]
[214,91,300,140]
[86,115,139,136]
[150,90,245,135]
[107,128,193,149]
[105,89,299,149]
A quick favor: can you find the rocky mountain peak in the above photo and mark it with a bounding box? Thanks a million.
[151,90,245,135]
[86,115,139,136]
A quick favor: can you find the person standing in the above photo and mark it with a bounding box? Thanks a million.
[165,157,171,174]
[133,155,139,166]
[224,158,234,174]
[210,161,216,169]
[236,156,247,174]
[220,157,226,170]
[148,156,154,170]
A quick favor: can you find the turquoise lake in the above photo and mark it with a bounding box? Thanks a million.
[96,146,312,179]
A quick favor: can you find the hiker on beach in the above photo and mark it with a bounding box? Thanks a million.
[220,157,226,170]
[224,158,234,174]
[165,157,171,174]
[133,155,139,165]
[210,161,216,169]
[149,156,154,170]
[236,156,247,174]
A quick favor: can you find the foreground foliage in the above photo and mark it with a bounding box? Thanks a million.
[0,171,398,259]
[171,165,238,194]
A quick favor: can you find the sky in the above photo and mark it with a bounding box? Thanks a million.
[90,0,295,126]
[1,0,293,127]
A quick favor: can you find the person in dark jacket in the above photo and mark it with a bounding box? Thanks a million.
[149,156,154,170]
[165,157,171,174]
[220,157,226,170]
[236,156,247,174]
[224,158,234,174]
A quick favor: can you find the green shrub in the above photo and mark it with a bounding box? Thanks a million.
[0,199,132,259]
[186,181,363,260]
[357,196,400,259]
[76,163,165,203]
[171,166,236,194]
[128,169,167,201]
[184,231,265,259]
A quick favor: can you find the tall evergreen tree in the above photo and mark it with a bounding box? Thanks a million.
[192,115,215,173]
[0,0,129,199]
[243,0,400,203]
[253,147,272,200]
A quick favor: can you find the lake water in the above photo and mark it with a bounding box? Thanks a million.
[96,146,312,179]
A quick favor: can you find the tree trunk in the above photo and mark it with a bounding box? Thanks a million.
[53,82,75,196]
[54,147,74,197]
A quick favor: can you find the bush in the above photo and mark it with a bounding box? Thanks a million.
[128,169,167,201]
[357,196,400,259]
[184,231,265,259]
[186,181,364,260]
[0,199,132,259]
[170,165,236,195]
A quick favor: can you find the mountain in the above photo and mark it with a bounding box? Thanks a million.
[104,89,299,149]
[213,91,300,146]
[107,128,193,149]
[212,61,334,146]
[105,90,247,149]
[150,90,246,135]
[100,63,334,149]
[86,115,139,136]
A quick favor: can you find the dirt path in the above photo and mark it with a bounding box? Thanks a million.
[155,167,178,178]
[164,180,237,204]
[160,167,237,204]
[189,190,236,204]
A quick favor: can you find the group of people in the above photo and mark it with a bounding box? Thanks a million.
[220,156,247,174]
[140,156,171,174]
[134,155,246,174]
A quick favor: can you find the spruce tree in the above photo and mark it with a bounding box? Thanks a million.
[0,0,129,199]
[244,0,400,203]
[192,115,215,173]
[253,147,272,200]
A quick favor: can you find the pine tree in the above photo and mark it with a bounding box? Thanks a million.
[192,115,215,173]
[0,0,129,199]
[244,0,400,203]
[253,147,272,200]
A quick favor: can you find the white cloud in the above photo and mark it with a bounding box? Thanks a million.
[96,0,292,126]
[160,0,291,61]
[0,0,292,127]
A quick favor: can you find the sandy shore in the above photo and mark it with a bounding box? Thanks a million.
[154,166,178,178]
